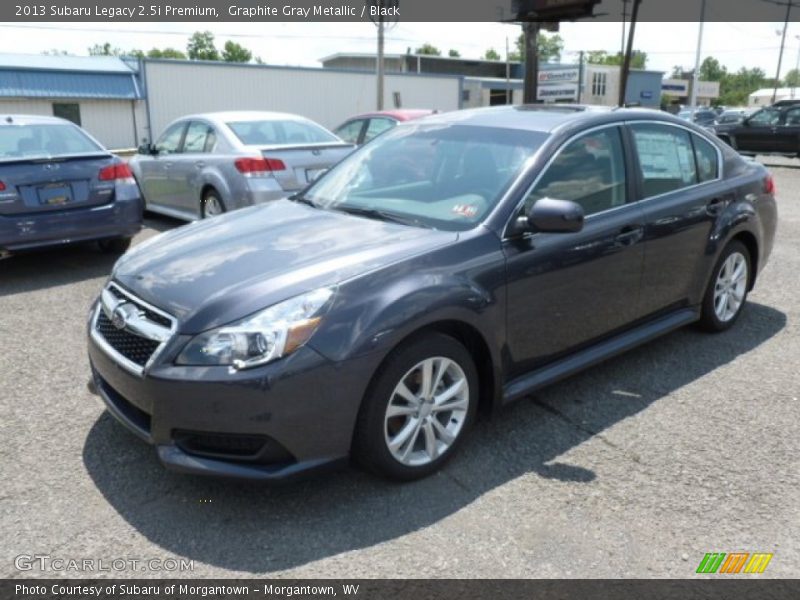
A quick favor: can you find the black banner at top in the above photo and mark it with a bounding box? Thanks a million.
[4,0,800,22]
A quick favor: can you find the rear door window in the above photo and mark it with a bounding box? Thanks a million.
[363,118,397,143]
[630,124,698,198]
[335,119,366,144]
[183,122,212,153]
[692,134,719,183]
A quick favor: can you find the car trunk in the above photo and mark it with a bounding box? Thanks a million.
[0,153,116,216]
[258,143,354,191]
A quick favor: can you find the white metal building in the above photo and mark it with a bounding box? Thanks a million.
[748,87,800,107]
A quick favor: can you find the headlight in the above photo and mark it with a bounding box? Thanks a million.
[176,287,335,370]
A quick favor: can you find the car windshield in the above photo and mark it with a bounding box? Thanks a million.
[0,123,104,161]
[302,123,548,231]
[226,119,338,145]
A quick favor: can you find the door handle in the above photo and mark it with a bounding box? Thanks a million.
[706,197,729,216]
[614,225,643,247]
[195,162,205,169]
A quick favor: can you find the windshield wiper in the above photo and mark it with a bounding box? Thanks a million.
[332,205,431,228]
[288,193,318,208]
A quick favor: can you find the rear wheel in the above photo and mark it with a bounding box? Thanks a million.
[353,333,478,481]
[97,237,132,254]
[201,189,226,218]
[699,240,751,332]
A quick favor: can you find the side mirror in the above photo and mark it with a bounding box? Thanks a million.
[526,198,585,234]
[137,143,155,155]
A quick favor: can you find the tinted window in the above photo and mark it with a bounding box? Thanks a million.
[524,127,627,217]
[363,118,396,143]
[53,103,81,126]
[0,123,102,159]
[334,119,365,144]
[183,122,212,153]
[784,107,800,126]
[155,122,186,154]
[748,109,780,126]
[693,134,719,183]
[305,124,547,232]
[631,124,697,197]
[226,120,338,145]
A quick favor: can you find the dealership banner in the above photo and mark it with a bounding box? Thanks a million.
[5,579,800,600]
[3,0,800,22]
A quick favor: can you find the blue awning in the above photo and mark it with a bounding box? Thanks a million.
[0,69,141,100]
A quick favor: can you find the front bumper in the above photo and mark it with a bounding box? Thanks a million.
[88,330,376,481]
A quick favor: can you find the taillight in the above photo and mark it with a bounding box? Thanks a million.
[764,174,776,196]
[0,180,5,192]
[98,163,134,182]
[234,157,286,177]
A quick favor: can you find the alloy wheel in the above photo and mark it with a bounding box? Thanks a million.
[713,251,748,322]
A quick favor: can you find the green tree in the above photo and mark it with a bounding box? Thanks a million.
[509,32,564,63]
[88,42,123,56]
[484,48,501,61]
[699,56,727,82]
[148,48,187,59]
[187,31,219,61]
[785,68,800,87]
[718,67,768,106]
[586,50,648,69]
[222,40,253,63]
[415,43,441,56]
[448,49,461,57]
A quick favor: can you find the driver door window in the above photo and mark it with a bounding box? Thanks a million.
[155,122,186,154]
[747,109,780,127]
[524,127,627,217]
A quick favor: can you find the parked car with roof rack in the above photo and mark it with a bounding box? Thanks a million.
[130,111,354,221]
[0,115,142,257]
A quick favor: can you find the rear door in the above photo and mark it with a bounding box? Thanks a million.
[503,125,646,374]
[772,106,800,154]
[170,120,215,213]
[629,122,727,315]
[137,122,186,209]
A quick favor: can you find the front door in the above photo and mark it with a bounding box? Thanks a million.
[503,126,645,375]
[734,108,781,153]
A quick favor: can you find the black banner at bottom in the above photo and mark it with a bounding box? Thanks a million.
[4,579,800,600]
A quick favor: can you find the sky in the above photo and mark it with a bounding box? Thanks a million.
[1,21,799,78]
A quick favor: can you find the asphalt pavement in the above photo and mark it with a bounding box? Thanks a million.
[2,160,798,579]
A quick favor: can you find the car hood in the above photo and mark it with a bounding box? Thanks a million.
[113,200,457,333]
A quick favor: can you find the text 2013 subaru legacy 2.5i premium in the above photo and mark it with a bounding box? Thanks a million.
[87,105,777,482]
[1,115,142,256]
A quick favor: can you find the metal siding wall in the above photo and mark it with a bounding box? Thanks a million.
[143,62,460,135]
[0,98,137,149]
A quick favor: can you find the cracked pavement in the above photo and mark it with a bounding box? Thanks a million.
[1,158,798,578]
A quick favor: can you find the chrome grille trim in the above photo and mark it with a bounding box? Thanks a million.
[90,282,177,377]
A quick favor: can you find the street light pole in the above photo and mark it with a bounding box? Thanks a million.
[690,0,706,111]
[793,35,800,98]
[773,0,793,104]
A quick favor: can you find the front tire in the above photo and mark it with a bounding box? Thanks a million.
[353,333,479,481]
[699,240,751,332]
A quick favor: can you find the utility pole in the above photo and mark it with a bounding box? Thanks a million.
[793,34,800,98]
[773,0,794,104]
[620,0,629,59]
[577,50,585,103]
[506,36,511,104]
[523,21,540,104]
[376,10,385,110]
[689,0,706,111]
[618,0,642,107]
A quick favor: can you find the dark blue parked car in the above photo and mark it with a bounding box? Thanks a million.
[0,115,142,257]
[88,105,777,482]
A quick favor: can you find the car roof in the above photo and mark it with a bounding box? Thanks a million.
[0,114,73,126]
[178,111,315,124]
[347,109,435,121]
[408,104,685,135]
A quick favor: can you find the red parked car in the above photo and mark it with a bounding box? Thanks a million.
[333,109,436,145]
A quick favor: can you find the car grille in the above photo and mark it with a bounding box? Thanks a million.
[96,311,161,366]
[92,283,175,374]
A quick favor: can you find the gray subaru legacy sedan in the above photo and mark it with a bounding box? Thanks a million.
[88,105,777,482]
[130,111,354,221]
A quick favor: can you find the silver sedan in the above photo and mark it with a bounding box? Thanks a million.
[130,111,354,220]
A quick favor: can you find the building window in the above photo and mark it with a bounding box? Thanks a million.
[591,72,607,97]
[53,103,81,126]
